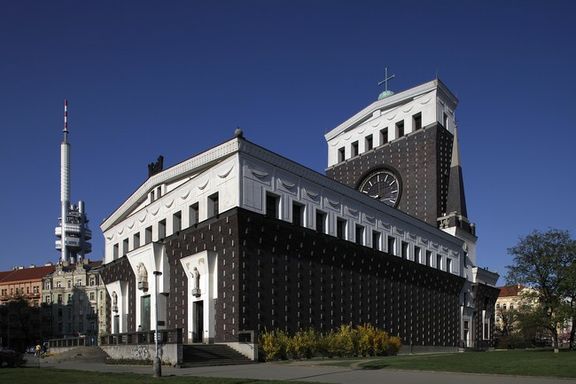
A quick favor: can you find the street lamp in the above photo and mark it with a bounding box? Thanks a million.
[153,270,162,378]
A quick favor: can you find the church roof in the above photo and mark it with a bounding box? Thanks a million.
[446,126,468,218]
[325,78,458,141]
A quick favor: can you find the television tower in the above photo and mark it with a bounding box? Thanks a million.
[55,100,92,264]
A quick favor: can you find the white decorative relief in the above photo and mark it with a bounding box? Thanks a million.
[418,95,432,104]
[251,169,269,180]
[197,179,209,190]
[327,199,341,209]
[305,189,320,200]
[371,119,381,127]
[278,178,296,191]
[347,207,359,217]
[127,221,135,229]
[138,212,147,223]
[117,227,124,235]
[402,105,414,113]
[329,140,340,147]
[218,164,234,179]
[164,199,174,208]
[357,127,365,134]
[180,190,191,200]
[365,215,376,223]
[150,206,160,216]
[343,133,352,140]
[106,234,114,240]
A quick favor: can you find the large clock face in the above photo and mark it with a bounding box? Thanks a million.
[359,170,401,207]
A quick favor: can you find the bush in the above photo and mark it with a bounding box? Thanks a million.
[260,325,402,360]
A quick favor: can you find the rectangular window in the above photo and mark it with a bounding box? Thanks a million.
[351,141,359,157]
[338,147,345,162]
[443,112,448,128]
[145,226,152,244]
[133,232,140,249]
[380,128,388,145]
[413,113,422,131]
[414,246,421,263]
[89,292,95,301]
[158,219,166,240]
[372,231,381,251]
[173,211,182,232]
[266,193,280,219]
[189,203,199,226]
[437,254,443,270]
[396,121,404,138]
[401,241,409,260]
[315,210,326,233]
[113,244,119,259]
[208,192,219,218]
[365,135,373,151]
[387,236,396,255]
[355,224,364,245]
[447,258,452,273]
[292,202,304,226]
[122,238,129,255]
[426,250,432,266]
[336,218,347,240]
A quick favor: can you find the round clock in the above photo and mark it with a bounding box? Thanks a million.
[358,170,401,207]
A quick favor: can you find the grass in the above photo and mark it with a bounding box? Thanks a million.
[354,350,576,378]
[0,368,322,384]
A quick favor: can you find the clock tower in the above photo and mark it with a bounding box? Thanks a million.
[325,79,475,239]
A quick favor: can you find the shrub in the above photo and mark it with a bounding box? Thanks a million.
[357,324,377,356]
[260,329,290,361]
[387,335,402,355]
[288,328,318,359]
[372,328,390,356]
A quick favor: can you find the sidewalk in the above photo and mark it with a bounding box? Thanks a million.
[28,353,576,384]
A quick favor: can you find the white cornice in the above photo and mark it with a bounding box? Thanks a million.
[239,140,463,249]
[101,139,241,231]
[325,79,458,141]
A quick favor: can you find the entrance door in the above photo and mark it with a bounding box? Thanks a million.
[141,295,151,331]
[193,300,204,343]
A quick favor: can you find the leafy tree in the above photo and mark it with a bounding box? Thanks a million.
[506,229,576,352]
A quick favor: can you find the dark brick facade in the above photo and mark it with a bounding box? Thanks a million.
[163,208,464,346]
[326,123,453,226]
[99,257,136,332]
[472,283,500,349]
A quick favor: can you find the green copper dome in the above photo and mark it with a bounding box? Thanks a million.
[378,90,395,100]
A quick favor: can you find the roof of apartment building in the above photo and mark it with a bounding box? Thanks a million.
[497,284,526,297]
[0,265,56,284]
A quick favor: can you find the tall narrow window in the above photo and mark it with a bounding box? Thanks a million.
[380,128,388,145]
[414,246,421,263]
[387,236,396,255]
[372,231,381,251]
[426,250,432,266]
[266,193,280,219]
[413,113,422,131]
[208,192,219,218]
[401,241,409,260]
[355,224,364,245]
[446,258,452,273]
[443,112,448,128]
[396,121,404,138]
[158,219,166,240]
[133,232,140,249]
[336,218,347,240]
[145,226,152,244]
[189,203,199,226]
[315,210,326,233]
[338,147,345,162]
[437,254,443,270]
[113,244,119,259]
[351,141,359,157]
[292,202,304,226]
[122,238,129,255]
[365,135,373,151]
[173,211,182,233]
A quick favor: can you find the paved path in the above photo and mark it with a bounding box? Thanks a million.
[30,355,576,384]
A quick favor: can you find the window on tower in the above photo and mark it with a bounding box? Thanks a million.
[266,193,280,219]
[355,224,364,245]
[338,147,345,162]
[158,219,166,240]
[292,202,304,226]
[189,203,199,226]
[315,210,327,233]
[208,192,219,218]
[145,226,152,244]
[173,211,182,232]
[133,232,140,249]
[413,113,422,131]
[336,218,347,240]
[122,238,129,255]
[365,135,373,151]
[351,141,359,157]
[396,121,404,138]
[380,128,388,145]
[387,236,396,255]
[372,230,381,251]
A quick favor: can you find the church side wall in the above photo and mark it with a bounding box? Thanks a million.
[237,208,465,347]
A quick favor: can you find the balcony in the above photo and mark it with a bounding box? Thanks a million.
[55,225,92,240]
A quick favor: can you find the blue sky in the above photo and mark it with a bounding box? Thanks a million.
[1,1,574,281]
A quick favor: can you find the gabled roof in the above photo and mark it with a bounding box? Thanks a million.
[0,265,56,284]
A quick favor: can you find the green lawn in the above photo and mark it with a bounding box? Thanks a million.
[0,368,318,384]
[355,350,576,378]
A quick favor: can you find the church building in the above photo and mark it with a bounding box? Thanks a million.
[99,79,499,350]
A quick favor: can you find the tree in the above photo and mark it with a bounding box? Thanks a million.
[506,229,576,352]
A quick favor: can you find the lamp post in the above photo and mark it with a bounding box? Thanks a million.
[152,270,162,378]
